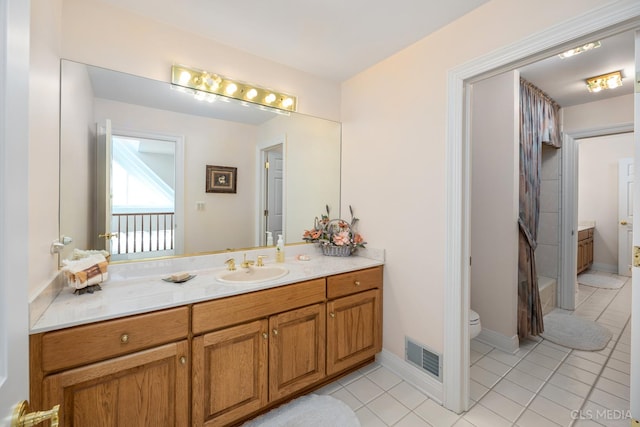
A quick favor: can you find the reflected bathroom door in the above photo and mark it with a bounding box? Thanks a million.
[618,157,633,276]
[265,145,283,241]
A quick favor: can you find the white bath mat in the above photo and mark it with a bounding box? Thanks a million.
[541,309,612,351]
[577,273,625,289]
[242,394,360,427]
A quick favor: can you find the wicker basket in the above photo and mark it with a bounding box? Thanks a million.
[321,244,353,257]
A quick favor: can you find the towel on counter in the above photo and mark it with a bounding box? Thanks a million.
[62,253,109,290]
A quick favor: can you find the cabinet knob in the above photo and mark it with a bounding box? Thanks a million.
[272,329,278,336]
[329,312,336,318]
[621,220,628,225]
[179,356,187,365]
[354,280,361,286]
[262,332,268,340]
[120,334,129,344]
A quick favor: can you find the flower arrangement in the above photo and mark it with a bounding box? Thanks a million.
[302,205,366,256]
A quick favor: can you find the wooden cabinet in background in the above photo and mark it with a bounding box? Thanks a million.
[577,227,594,274]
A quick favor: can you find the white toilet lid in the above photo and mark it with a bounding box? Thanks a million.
[469,309,480,323]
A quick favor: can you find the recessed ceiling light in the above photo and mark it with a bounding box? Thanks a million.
[558,41,601,59]
[585,70,623,92]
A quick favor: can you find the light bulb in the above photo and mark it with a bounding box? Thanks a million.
[179,71,191,85]
[225,83,238,95]
[246,88,258,100]
[265,93,276,103]
[282,98,293,108]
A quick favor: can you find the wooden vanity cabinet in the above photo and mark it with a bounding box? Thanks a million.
[326,267,383,375]
[191,279,326,427]
[31,266,383,427]
[30,306,190,427]
[577,227,594,274]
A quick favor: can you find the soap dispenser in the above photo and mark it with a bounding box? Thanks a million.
[266,231,273,246]
[276,234,285,263]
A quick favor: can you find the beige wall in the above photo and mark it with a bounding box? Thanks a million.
[29,0,62,298]
[341,0,614,357]
[470,71,519,341]
[578,132,634,271]
[60,0,340,122]
[563,94,634,135]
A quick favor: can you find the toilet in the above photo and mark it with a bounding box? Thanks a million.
[469,309,481,339]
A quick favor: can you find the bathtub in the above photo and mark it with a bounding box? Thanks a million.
[538,275,557,316]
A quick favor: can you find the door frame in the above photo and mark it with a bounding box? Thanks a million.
[559,126,634,310]
[444,3,640,413]
[0,0,31,419]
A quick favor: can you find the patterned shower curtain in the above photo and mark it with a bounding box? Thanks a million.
[518,78,561,338]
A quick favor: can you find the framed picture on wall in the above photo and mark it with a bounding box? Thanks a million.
[206,165,237,193]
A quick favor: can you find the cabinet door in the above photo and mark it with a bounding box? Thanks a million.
[327,289,382,375]
[43,341,189,427]
[269,304,326,401]
[192,319,268,427]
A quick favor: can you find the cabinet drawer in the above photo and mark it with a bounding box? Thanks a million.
[41,306,189,373]
[577,230,588,241]
[327,266,382,299]
[192,278,326,335]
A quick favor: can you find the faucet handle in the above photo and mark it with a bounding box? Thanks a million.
[257,255,267,267]
[225,258,236,270]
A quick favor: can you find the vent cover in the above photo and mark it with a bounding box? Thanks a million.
[405,337,442,381]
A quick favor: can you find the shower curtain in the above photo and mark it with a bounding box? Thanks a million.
[518,78,561,338]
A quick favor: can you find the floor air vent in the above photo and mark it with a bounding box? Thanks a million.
[405,337,442,381]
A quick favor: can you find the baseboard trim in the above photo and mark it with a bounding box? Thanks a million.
[377,348,443,404]
[475,328,519,354]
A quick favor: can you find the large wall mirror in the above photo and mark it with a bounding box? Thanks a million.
[59,59,341,263]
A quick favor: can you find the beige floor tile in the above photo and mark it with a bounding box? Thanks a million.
[388,381,427,410]
[366,393,410,425]
[594,376,630,401]
[547,372,591,397]
[493,378,535,406]
[515,409,562,427]
[462,403,512,427]
[394,412,431,427]
[528,395,575,426]
[355,406,387,427]
[414,399,461,427]
[538,382,585,410]
[477,390,525,422]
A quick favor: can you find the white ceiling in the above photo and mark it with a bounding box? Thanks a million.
[97,0,635,108]
[98,0,490,82]
[519,30,635,107]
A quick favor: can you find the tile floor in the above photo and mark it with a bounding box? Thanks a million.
[317,271,633,426]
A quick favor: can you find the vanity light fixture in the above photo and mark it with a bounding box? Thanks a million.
[171,64,297,112]
[558,41,601,59]
[585,70,623,93]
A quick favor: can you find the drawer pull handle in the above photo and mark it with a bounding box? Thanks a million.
[272,329,278,336]
[329,312,336,318]
[179,356,187,365]
[354,280,361,286]
[262,332,268,340]
[120,334,129,344]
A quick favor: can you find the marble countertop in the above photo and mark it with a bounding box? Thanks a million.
[31,246,384,334]
[578,221,595,232]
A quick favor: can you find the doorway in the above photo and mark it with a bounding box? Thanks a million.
[443,8,640,414]
[97,125,185,261]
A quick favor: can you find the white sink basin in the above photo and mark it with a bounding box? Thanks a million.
[216,266,289,284]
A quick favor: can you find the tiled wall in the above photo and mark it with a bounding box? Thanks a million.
[536,144,562,281]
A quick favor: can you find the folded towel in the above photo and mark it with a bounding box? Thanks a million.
[63,254,109,290]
